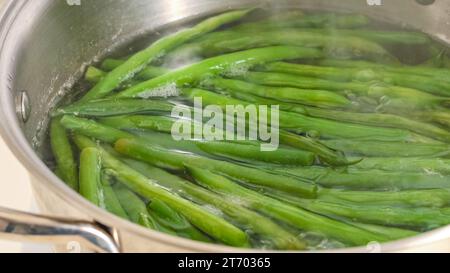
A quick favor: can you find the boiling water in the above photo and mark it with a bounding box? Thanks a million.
[44,9,450,250]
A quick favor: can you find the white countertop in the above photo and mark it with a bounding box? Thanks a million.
[0,137,52,252]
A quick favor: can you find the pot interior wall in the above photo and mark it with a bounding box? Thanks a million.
[3,0,449,157]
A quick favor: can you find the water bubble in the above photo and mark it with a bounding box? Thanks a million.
[379,95,391,105]
[138,83,180,99]
[355,69,377,82]
[306,130,320,139]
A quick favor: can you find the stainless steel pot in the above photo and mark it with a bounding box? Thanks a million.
[1,0,450,253]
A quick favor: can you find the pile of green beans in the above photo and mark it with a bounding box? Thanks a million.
[48,9,450,250]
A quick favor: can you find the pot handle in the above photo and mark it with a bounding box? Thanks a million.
[0,207,120,253]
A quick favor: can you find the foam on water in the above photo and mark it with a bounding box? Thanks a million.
[138,83,181,99]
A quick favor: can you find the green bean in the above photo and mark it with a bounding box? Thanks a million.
[279,131,350,166]
[115,46,322,98]
[147,199,190,230]
[262,62,450,97]
[323,139,450,158]
[232,13,370,31]
[125,158,305,249]
[268,189,420,239]
[171,30,392,61]
[417,111,450,129]
[99,113,347,166]
[350,223,418,241]
[112,183,151,224]
[53,99,175,117]
[201,77,351,109]
[61,115,133,143]
[85,66,106,84]
[202,77,447,143]
[350,157,450,174]
[183,88,432,143]
[79,148,103,206]
[85,66,143,87]
[294,199,450,230]
[100,59,127,71]
[112,184,183,235]
[190,89,350,165]
[241,72,449,111]
[196,141,315,166]
[318,59,450,80]
[306,29,430,45]
[78,9,252,102]
[73,135,249,247]
[278,167,450,191]
[99,111,348,166]
[106,180,172,232]
[77,95,348,165]
[50,118,78,190]
[99,115,176,134]
[147,199,212,243]
[100,59,169,79]
[319,188,450,208]
[114,138,317,198]
[137,212,167,231]
[300,107,450,143]
[100,172,129,219]
[187,165,387,246]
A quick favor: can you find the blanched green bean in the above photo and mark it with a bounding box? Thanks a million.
[61,115,133,143]
[300,29,430,45]
[350,223,418,241]
[202,77,448,143]
[50,118,78,190]
[147,199,212,243]
[183,88,433,143]
[187,165,387,246]
[113,183,151,224]
[101,172,129,219]
[115,46,322,98]
[278,167,450,190]
[99,115,177,134]
[196,141,315,166]
[114,137,317,198]
[241,72,448,111]
[323,139,450,158]
[99,113,347,166]
[201,77,351,109]
[79,148,103,206]
[232,13,370,31]
[100,59,169,79]
[300,107,450,143]
[319,188,450,208]
[350,157,450,174]
[53,99,175,117]
[262,62,450,97]
[78,9,252,102]
[417,111,450,129]
[73,135,249,247]
[170,30,393,61]
[85,66,106,84]
[319,59,450,80]
[295,199,450,230]
[126,159,305,249]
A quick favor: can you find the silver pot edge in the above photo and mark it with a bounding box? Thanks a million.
[1,0,449,252]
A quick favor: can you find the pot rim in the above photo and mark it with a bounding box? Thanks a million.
[1,0,449,253]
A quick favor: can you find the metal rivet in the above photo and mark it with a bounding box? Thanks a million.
[15,90,31,123]
[415,0,435,6]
